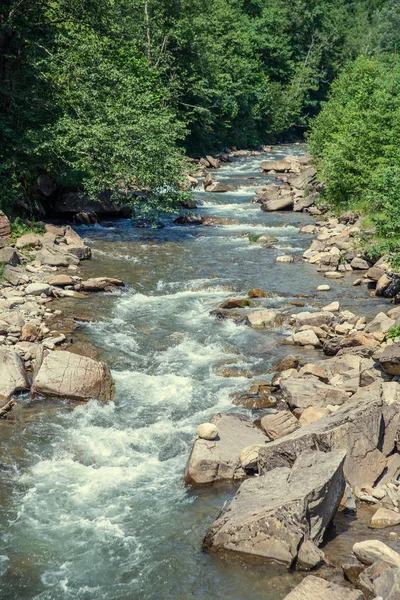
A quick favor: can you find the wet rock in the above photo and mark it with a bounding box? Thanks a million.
[260,411,300,439]
[247,287,268,298]
[342,561,366,585]
[283,576,363,600]
[232,393,276,409]
[258,397,399,489]
[175,214,203,225]
[370,507,400,529]
[197,423,219,440]
[205,182,234,193]
[214,367,252,378]
[317,284,331,291]
[280,377,349,409]
[0,348,29,401]
[293,192,318,212]
[378,344,400,375]
[80,277,124,292]
[203,450,346,569]
[353,540,400,570]
[219,298,251,309]
[246,309,280,328]
[263,194,294,211]
[276,255,294,263]
[32,350,115,402]
[325,271,344,279]
[184,413,267,486]
[275,355,299,371]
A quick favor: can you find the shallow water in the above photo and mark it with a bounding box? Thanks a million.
[0,146,398,600]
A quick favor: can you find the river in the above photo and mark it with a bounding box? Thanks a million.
[0,146,392,600]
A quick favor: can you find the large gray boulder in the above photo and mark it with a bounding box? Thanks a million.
[283,576,363,600]
[260,160,290,172]
[0,348,29,401]
[280,377,349,409]
[184,413,268,486]
[261,193,294,211]
[203,450,346,569]
[257,395,399,489]
[294,311,334,328]
[32,350,115,402]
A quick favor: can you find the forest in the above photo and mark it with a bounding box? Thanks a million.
[0,0,397,218]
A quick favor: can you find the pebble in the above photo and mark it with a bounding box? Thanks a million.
[317,285,330,291]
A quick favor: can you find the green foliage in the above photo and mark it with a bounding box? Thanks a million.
[10,218,45,241]
[387,324,400,340]
[0,0,384,217]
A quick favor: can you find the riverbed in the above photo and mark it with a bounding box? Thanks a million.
[0,146,393,600]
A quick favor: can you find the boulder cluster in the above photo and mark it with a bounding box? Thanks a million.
[0,213,120,409]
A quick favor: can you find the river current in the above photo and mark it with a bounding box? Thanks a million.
[0,146,393,599]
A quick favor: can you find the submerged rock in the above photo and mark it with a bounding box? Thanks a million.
[184,413,267,486]
[203,450,346,569]
[32,350,115,402]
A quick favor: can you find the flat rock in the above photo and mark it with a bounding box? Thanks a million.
[0,348,29,401]
[370,507,400,529]
[280,377,349,409]
[36,248,79,267]
[184,413,267,486]
[260,411,300,439]
[292,330,320,346]
[45,274,74,287]
[299,407,330,426]
[351,257,370,270]
[203,450,346,568]
[257,396,399,489]
[295,311,334,327]
[32,350,115,402]
[283,576,363,600]
[246,309,280,328]
[25,283,51,296]
[261,160,290,172]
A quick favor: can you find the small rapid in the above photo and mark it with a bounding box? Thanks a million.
[0,146,390,600]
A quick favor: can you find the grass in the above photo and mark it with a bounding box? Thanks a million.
[10,217,45,241]
[387,325,400,340]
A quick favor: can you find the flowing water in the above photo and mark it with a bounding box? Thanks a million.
[0,146,397,600]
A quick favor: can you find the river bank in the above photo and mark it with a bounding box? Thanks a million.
[0,145,399,599]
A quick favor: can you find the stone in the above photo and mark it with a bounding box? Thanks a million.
[293,192,318,212]
[44,274,74,287]
[280,377,349,409]
[276,255,294,263]
[0,348,29,401]
[365,312,396,334]
[367,267,385,281]
[260,411,300,439]
[379,344,400,375]
[298,363,328,381]
[25,283,52,296]
[32,350,115,402]
[370,507,400,528]
[292,330,320,346]
[239,444,264,471]
[282,576,363,600]
[373,567,400,600]
[205,182,233,193]
[257,397,399,489]
[323,301,340,312]
[20,320,41,342]
[376,274,392,297]
[219,298,251,309]
[203,450,346,569]
[295,311,334,328]
[275,355,299,371]
[325,271,344,279]
[261,160,290,172]
[0,247,20,266]
[197,423,219,440]
[299,407,330,426]
[351,257,370,270]
[184,413,267,486]
[205,155,220,169]
[15,233,42,249]
[246,309,279,328]
[317,285,331,291]
[353,540,400,569]
[247,287,268,298]
[36,248,79,267]
[379,453,400,485]
[290,167,317,189]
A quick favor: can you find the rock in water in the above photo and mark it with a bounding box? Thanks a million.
[282,575,363,600]
[32,351,115,402]
[203,450,346,569]
[184,413,267,486]
[353,540,400,570]
[0,348,29,401]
